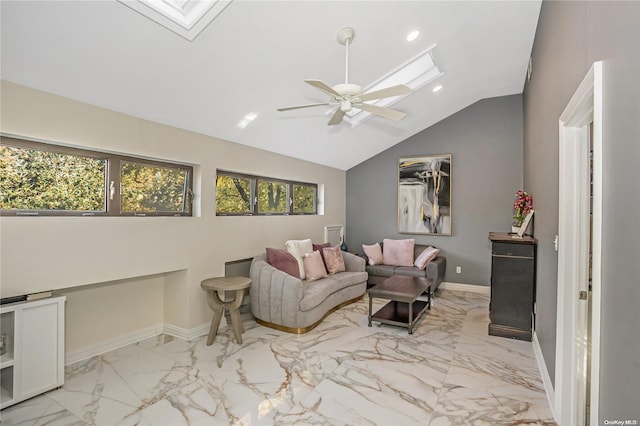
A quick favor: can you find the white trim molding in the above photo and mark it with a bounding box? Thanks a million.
[65,322,209,366]
[65,323,164,365]
[163,322,210,341]
[533,332,555,419]
[439,282,491,295]
[555,61,603,426]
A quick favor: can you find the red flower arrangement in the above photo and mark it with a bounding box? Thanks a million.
[513,190,533,226]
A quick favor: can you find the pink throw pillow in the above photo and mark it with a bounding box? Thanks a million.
[322,245,346,274]
[313,242,332,265]
[414,246,440,270]
[302,250,328,281]
[266,248,300,278]
[383,238,415,267]
[362,243,384,265]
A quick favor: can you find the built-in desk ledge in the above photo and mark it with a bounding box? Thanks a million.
[1,291,53,306]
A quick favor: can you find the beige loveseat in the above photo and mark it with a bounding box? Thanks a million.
[249,251,367,333]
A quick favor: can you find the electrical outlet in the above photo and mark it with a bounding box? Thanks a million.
[456,266,462,274]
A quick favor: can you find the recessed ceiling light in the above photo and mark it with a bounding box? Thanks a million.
[432,85,443,93]
[406,30,420,42]
[238,112,259,129]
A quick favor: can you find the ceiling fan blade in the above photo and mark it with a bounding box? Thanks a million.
[328,108,345,126]
[357,84,411,102]
[305,79,342,98]
[277,102,330,112]
[356,103,406,121]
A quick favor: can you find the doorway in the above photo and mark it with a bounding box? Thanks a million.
[554,61,602,426]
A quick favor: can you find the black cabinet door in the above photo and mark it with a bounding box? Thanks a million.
[490,255,534,329]
[488,233,537,341]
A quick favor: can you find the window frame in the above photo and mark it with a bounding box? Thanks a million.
[216,170,317,216]
[1,136,193,217]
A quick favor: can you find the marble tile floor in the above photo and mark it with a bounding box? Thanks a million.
[1,289,556,425]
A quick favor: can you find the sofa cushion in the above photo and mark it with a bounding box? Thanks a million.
[300,271,368,311]
[323,245,346,274]
[303,250,328,281]
[382,238,415,267]
[414,246,440,270]
[285,238,313,280]
[266,248,300,278]
[362,243,383,265]
[393,266,427,278]
[365,264,396,277]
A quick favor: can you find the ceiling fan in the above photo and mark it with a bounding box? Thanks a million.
[277,27,412,126]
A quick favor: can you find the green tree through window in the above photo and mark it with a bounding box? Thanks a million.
[1,137,193,216]
[121,162,188,213]
[293,184,316,213]
[216,175,251,214]
[216,171,317,216]
[0,145,106,212]
[257,180,286,214]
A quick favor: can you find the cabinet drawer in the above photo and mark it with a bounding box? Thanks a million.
[492,242,534,258]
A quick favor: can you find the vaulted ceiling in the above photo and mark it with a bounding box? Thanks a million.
[0,1,541,170]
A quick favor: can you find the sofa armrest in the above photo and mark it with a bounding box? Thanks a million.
[250,254,304,324]
[342,251,366,272]
[426,255,446,289]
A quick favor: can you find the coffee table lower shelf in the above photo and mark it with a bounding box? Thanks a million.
[369,299,430,334]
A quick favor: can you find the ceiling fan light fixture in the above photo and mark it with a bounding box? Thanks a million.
[278,27,414,127]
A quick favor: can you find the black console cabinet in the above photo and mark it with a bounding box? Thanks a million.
[488,232,537,341]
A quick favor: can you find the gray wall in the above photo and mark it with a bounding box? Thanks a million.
[346,94,523,285]
[524,1,639,422]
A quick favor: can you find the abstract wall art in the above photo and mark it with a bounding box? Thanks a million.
[398,155,451,235]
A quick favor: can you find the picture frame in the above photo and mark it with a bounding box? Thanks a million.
[398,154,451,235]
[518,210,535,237]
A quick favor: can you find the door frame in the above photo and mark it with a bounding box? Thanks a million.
[554,61,602,425]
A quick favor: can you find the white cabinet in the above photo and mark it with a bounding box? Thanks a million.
[0,295,65,409]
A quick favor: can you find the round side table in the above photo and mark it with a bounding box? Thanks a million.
[201,276,251,345]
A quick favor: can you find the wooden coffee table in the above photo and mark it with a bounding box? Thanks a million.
[367,275,431,334]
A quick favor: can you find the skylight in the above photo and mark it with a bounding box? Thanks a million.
[345,46,443,127]
[119,0,232,41]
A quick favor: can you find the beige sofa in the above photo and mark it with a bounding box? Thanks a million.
[250,251,367,333]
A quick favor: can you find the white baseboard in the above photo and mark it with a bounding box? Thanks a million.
[532,332,555,419]
[65,322,210,366]
[163,322,209,341]
[65,323,164,365]
[439,281,491,295]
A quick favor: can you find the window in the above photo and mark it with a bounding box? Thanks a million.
[216,170,317,216]
[1,136,193,216]
[292,183,316,214]
[120,160,190,215]
[256,179,287,214]
[215,174,251,215]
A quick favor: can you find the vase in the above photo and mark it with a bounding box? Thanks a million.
[511,225,521,234]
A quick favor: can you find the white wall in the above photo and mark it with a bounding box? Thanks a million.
[0,81,346,350]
